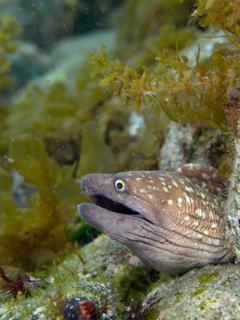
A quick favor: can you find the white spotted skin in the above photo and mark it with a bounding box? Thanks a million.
[113,168,226,235]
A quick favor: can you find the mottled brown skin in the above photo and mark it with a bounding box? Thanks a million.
[78,164,233,273]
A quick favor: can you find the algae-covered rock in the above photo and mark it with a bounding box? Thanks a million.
[0,235,149,319]
[1,233,239,320]
[142,264,240,320]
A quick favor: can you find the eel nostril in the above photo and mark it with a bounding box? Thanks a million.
[80,176,88,192]
[80,176,96,195]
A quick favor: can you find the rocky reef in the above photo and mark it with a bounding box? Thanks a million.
[0,0,240,319]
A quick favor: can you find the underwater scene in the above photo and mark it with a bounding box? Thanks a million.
[0,0,240,319]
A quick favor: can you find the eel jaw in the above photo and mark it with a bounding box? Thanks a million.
[78,203,145,242]
[78,193,152,241]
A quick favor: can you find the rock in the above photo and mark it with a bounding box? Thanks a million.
[182,31,229,67]
[1,230,238,319]
[158,123,226,171]
[142,263,240,320]
[12,171,36,207]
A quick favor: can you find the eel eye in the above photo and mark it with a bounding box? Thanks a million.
[114,179,126,192]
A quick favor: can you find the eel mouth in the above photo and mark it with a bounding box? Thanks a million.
[88,194,149,221]
[78,194,152,224]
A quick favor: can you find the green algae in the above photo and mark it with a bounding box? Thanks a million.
[147,309,160,320]
[112,264,150,301]
[191,287,206,298]
[191,271,218,298]
[199,300,208,311]
[0,235,167,320]
[199,271,219,286]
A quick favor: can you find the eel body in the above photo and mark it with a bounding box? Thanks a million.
[78,164,233,273]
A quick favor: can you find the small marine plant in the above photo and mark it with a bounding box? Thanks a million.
[0,266,40,299]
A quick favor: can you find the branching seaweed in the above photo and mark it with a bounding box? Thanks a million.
[93,14,240,131]
[194,0,240,46]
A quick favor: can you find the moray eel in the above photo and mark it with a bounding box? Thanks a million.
[78,164,233,273]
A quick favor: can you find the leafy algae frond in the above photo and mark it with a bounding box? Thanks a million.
[0,136,80,270]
